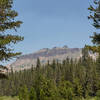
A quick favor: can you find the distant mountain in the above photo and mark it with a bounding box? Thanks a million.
[9,46,84,71]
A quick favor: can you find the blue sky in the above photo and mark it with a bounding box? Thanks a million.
[12,0,94,54]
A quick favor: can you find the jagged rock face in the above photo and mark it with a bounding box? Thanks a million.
[18,47,81,59]
[9,47,82,71]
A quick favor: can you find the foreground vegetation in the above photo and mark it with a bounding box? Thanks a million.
[0,96,98,100]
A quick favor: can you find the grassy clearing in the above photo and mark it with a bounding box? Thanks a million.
[0,96,97,100]
[0,96,18,100]
[82,97,96,100]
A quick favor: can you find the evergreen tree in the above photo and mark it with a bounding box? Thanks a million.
[87,0,100,52]
[73,78,83,98]
[19,85,29,100]
[29,87,37,100]
[82,46,89,65]
[36,58,41,70]
[87,0,100,90]
[58,80,74,100]
[0,0,23,78]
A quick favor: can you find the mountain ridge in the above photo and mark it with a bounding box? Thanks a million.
[9,46,83,71]
[18,46,81,59]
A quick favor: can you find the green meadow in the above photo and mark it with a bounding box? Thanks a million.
[0,97,97,100]
[0,96,18,100]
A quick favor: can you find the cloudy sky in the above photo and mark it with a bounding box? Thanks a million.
[12,0,94,54]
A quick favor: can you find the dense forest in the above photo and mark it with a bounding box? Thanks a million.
[0,48,100,100]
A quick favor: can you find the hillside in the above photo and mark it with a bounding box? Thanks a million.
[9,46,83,71]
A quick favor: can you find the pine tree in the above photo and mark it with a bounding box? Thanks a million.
[19,85,29,100]
[87,0,100,53]
[86,0,100,83]
[0,0,23,78]
[36,58,41,70]
[58,80,74,100]
[29,87,37,100]
[82,46,89,65]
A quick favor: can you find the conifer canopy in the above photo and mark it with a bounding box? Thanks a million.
[87,0,100,53]
[0,0,23,77]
